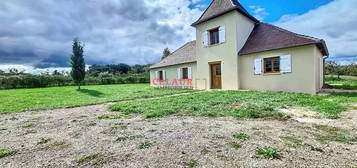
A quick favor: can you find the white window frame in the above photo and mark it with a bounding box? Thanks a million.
[204,26,226,47]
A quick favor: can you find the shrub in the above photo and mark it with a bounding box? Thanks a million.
[0,72,149,89]
[0,149,17,158]
[256,147,280,159]
[233,132,250,140]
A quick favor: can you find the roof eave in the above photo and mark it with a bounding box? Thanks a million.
[239,42,325,56]
[191,6,259,27]
[317,39,329,57]
[150,61,197,69]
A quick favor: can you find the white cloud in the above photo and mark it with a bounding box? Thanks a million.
[0,0,202,69]
[0,64,70,74]
[249,5,269,21]
[274,0,357,64]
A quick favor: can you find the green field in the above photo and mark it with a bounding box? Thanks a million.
[326,75,357,90]
[0,84,195,113]
[110,91,357,119]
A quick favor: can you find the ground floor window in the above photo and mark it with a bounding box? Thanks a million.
[158,71,163,80]
[182,68,188,79]
[264,57,280,73]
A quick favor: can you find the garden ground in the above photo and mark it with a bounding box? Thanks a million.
[1,83,357,167]
[0,84,195,113]
[0,91,357,167]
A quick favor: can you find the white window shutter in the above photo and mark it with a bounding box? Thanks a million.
[254,58,262,75]
[219,26,226,43]
[176,68,181,79]
[280,55,292,73]
[155,71,159,79]
[162,70,166,80]
[188,67,192,79]
[202,31,208,47]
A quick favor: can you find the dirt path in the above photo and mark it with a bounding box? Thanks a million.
[0,103,356,167]
[281,104,357,131]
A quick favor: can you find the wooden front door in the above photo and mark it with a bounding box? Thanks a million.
[210,63,222,89]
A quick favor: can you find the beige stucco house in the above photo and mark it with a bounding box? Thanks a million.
[150,0,329,94]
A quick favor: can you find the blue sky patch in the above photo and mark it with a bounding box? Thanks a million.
[192,0,333,22]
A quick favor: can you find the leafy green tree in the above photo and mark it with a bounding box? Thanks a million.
[70,38,86,90]
[52,70,62,76]
[117,63,131,74]
[336,66,348,79]
[161,48,171,60]
[131,64,149,73]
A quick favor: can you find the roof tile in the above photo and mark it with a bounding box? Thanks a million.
[150,41,196,69]
[192,0,258,26]
[239,23,329,56]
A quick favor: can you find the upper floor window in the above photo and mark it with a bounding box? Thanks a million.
[209,28,220,45]
[203,26,225,47]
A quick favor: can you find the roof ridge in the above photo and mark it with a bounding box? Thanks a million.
[194,0,216,24]
[191,0,258,26]
[160,40,196,62]
[262,23,320,41]
[231,0,249,13]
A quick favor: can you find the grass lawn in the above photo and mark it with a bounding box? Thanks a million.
[0,84,195,114]
[325,75,357,90]
[110,90,357,119]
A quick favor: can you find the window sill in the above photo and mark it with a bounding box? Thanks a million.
[204,42,225,48]
[263,72,281,76]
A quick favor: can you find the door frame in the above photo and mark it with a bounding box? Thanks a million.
[209,61,222,89]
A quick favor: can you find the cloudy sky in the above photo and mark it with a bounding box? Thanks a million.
[0,0,356,73]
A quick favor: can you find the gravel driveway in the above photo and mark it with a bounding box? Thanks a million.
[0,103,356,168]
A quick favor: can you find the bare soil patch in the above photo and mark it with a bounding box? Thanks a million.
[0,104,356,168]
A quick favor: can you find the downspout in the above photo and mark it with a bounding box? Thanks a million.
[322,56,329,87]
[319,39,329,88]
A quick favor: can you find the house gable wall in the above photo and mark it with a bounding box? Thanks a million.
[195,11,255,90]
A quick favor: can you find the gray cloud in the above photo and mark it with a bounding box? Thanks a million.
[0,0,202,68]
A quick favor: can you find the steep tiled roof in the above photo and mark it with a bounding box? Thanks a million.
[191,0,258,26]
[150,41,196,69]
[151,23,329,69]
[239,23,329,56]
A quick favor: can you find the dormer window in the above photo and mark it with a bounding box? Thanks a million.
[209,28,220,45]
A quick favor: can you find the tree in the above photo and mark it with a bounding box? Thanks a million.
[70,38,86,90]
[117,63,130,74]
[161,48,171,60]
[336,66,348,79]
[325,61,338,76]
[131,64,147,73]
[8,68,24,75]
[52,70,61,76]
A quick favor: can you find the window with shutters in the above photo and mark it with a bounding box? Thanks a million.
[209,28,219,45]
[264,57,280,73]
[182,68,188,79]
